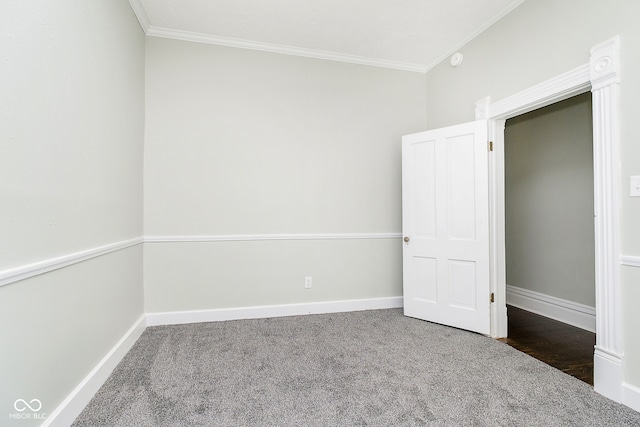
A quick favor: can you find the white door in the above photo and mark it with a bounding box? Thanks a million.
[402,120,490,334]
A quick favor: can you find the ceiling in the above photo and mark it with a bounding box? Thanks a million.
[129,0,526,73]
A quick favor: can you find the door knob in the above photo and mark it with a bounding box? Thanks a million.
[403,236,410,243]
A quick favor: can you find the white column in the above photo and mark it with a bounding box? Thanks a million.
[590,36,623,402]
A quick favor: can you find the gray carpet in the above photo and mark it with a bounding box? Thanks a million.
[73,309,640,426]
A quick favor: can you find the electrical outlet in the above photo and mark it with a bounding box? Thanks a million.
[304,276,312,289]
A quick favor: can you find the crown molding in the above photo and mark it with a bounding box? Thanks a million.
[145,26,427,73]
[127,0,150,33]
[128,0,527,73]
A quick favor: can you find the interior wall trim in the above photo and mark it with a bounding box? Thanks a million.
[622,382,640,413]
[590,37,623,403]
[0,237,143,288]
[130,0,525,74]
[147,28,427,73]
[506,285,596,332]
[477,64,591,121]
[621,255,640,268]
[0,232,401,286]
[127,0,426,73]
[146,296,403,327]
[144,233,402,243]
[41,315,147,427]
[594,346,623,403]
[127,0,150,32]
[480,36,624,404]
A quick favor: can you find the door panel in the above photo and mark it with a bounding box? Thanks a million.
[414,256,438,302]
[447,135,476,240]
[414,142,436,237]
[402,120,490,334]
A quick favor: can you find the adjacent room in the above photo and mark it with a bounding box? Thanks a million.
[2,0,640,425]
[500,93,597,385]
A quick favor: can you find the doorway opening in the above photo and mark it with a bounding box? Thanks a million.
[480,37,622,401]
[497,93,596,385]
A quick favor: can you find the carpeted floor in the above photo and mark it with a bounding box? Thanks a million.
[73,309,640,426]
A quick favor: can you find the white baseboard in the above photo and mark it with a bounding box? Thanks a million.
[506,285,595,332]
[42,315,147,427]
[623,382,640,413]
[146,296,404,327]
[594,346,623,403]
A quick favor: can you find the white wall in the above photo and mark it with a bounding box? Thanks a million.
[504,93,595,307]
[425,0,640,396]
[0,1,145,425]
[144,38,427,313]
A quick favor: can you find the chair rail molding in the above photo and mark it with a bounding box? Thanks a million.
[621,255,640,268]
[144,233,402,243]
[0,237,143,287]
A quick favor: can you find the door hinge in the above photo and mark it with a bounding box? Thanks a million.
[488,141,494,152]
[490,292,495,303]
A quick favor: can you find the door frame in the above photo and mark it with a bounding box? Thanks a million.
[475,37,622,402]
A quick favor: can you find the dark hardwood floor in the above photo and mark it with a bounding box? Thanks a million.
[497,305,595,385]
